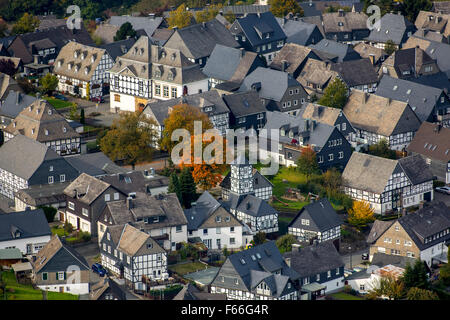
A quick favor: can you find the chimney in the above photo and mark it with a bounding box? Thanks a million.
[338,9,344,17]
[311,120,317,131]
[368,54,375,65]
[145,184,151,194]
[202,22,206,29]
[285,257,291,267]
[74,188,78,198]
[126,197,133,210]
[144,169,149,176]
[240,47,245,57]
[363,92,368,104]
[292,243,301,252]
[16,92,20,105]
[305,119,310,130]
[246,202,251,210]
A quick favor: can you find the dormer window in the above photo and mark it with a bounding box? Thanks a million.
[280,129,285,136]
[140,48,144,55]
[57,60,62,67]
[84,67,89,75]
[45,129,49,135]
[31,128,35,134]
[168,72,174,81]
[68,63,72,70]
[63,127,67,133]
[74,51,78,58]
[161,51,166,58]
[48,109,52,115]
[91,55,96,63]
[216,216,221,223]
[338,22,343,26]
[13,122,16,127]
[171,53,176,61]
[74,65,79,72]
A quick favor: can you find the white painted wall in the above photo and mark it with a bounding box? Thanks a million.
[0,235,51,255]
[420,242,448,267]
[110,92,136,112]
[37,282,89,295]
[321,276,345,293]
[188,225,244,250]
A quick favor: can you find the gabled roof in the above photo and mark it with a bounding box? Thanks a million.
[343,90,421,136]
[406,121,450,162]
[203,45,259,82]
[433,1,450,14]
[297,58,338,89]
[109,16,164,38]
[366,13,415,45]
[226,241,300,291]
[65,152,127,176]
[117,224,165,257]
[231,12,286,47]
[342,152,399,194]
[222,90,266,117]
[239,67,303,102]
[164,19,239,60]
[353,42,387,62]
[269,43,314,75]
[283,241,344,277]
[376,75,445,122]
[100,171,169,195]
[0,135,61,180]
[414,10,450,37]
[4,99,80,142]
[0,72,22,100]
[0,209,51,242]
[322,11,368,33]
[63,173,111,205]
[399,202,450,250]
[288,198,342,232]
[276,18,323,46]
[0,90,38,119]
[100,38,136,61]
[330,58,379,86]
[371,252,417,269]
[398,154,434,185]
[367,220,395,244]
[299,103,343,127]
[220,168,273,190]
[33,235,89,273]
[309,39,361,62]
[14,181,71,207]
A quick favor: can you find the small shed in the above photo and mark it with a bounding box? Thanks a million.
[11,261,33,285]
[0,248,23,267]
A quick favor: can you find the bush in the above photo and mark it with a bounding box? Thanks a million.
[433,180,445,188]
[64,222,74,234]
[80,231,91,242]
[38,206,57,223]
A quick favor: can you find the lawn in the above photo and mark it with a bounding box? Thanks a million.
[269,166,309,198]
[1,271,78,300]
[44,96,73,109]
[168,262,209,276]
[329,292,364,300]
[51,226,69,237]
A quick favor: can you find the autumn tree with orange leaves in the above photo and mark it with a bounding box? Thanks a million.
[348,200,375,229]
[296,146,319,182]
[161,104,226,190]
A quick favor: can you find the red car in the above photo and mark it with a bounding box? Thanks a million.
[91,96,104,103]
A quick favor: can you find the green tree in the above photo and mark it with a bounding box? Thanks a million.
[114,22,137,41]
[68,103,79,121]
[37,206,57,223]
[406,287,439,300]
[39,73,59,96]
[179,167,197,208]
[99,111,158,170]
[168,172,182,203]
[324,5,351,13]
[401,260,429,290]
[168,4,193,29]
[12,13,40,34]
[224,11,236,24]
[270,0,304,18]
[0,59,17,76]
[400,0,432,22]
[318,78,348,109]
[367,138,396,159]
[322,167,342,198]
[366,274,406,300]
[80,108,85,125]
[276,234,296,253]
[384,40,397,56]
[439,250,450,285]
[195,5,221,23]
[252,232,267,245]
[296,146,319,182]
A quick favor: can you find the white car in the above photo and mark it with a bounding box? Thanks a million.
[435,186,450,195]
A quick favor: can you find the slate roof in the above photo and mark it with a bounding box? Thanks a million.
[0,209,51,242]
[297,58,338,90]
[414,10,450,37]
[0,248,22,260]
[367,220,395,244]
[224,241,300,292]
[222,91,266,117]
[413,29,447,42]
[65,152,127,176]
[239,67,302,102]
[0,90,37,120]
[433,1,450,14]
[283,241,344,277]
[330,58,379,86]
[203,45,259,82]
[353,42,387,63]
[371,252,418,269]
[398,154,434,185]
[117,224,165,257]
[269,43,314,75]
[33,235,89,273]
[0,135,62,180]
[14,182,71,207]
[0,72,22,100]
[164,19,239,60]
[150,28,175,46]
[309,39,361,62]
[99,38,136,61]
[276,18,323,46]
[406,121,450,163]
[228,193,278,218]
[100,171,169,195]
[221,5,271,16]
[399,202,450,250]
[63,173,111,205]
[403,36,450,78]
[4,99,80,143]
[299,103,343,127]
[288,198,342,232]
[322,11,368,33]
[109,16,164,38]
[92,24,120,44]
[408,71,450,91]
[343,90,421,137]
[342,152,399,194]
[220,168,273,191]
[144,90,229,125]
[90,277,127,300]
[261,111,336,150]
[8,25,94,64]
[299,2,322,17]
[231,12,286,47]
[366,13,415,45]
[375,75,445,122]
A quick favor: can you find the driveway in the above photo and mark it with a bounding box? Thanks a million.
[73,240,102,285]
[341,248,368,269]
[433,190,450,206]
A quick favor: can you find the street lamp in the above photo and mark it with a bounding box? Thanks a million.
[348,246,352,269]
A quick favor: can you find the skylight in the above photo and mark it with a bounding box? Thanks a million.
[393,85,398,91]
[240,258,246,265]
[406,89,411,95]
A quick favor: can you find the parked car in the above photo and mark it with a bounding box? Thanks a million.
[435,186,450,195]
[53,94,68,101]
[92,263,107,277]
[91,96,104,103]
[361,253,369,260]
